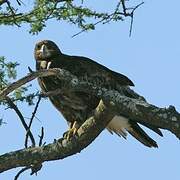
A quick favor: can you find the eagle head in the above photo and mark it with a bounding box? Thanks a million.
[34,40,61,69]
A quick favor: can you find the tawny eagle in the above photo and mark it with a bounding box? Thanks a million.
[34,40,162,147]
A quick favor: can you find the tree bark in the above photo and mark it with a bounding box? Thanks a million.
[0,100,116,173]
[0,68,179,173]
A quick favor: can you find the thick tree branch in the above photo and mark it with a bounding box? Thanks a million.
[41,86,180,139]
[0,68,180,173]
[0,100,116,173]
[0,68,180,138]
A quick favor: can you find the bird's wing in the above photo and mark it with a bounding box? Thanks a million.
[51,54,162,147]
[77,56,134,86]
[55,55,134,88]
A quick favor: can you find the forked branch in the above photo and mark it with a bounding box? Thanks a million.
[0,68,179,174]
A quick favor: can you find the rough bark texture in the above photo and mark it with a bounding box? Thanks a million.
[0,100,116,173]
[0,68,179,173]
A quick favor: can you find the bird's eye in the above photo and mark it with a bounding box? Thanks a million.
[36,44,41,49]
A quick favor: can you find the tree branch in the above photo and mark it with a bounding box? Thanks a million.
[0,100,116,173]
[0,1,143,35]
[0,68,74,100]
[25,96,42,148]
[5,96,36,147]
[1,68,180,138]
[0,68,179,173]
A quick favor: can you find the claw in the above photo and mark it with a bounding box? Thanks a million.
[63,121,79,140]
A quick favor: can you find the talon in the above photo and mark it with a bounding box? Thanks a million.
[63,121,79,140]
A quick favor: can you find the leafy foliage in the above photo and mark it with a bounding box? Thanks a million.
[0,0,142,105]
[0,0,140,34]
[0,57,38,105]
[0,56,19,90]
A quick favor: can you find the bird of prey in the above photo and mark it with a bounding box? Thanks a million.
[34,40,163,148]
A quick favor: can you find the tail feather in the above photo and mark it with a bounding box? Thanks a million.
[106,115,159,148]
[107,86,161,147]
[128,121,158,148]
[138,121,163,137]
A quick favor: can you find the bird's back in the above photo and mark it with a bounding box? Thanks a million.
[51,54,134,88]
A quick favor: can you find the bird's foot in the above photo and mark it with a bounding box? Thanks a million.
[63,121,80,140]
[63,127,78,140]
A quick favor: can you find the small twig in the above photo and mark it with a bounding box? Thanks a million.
[129,13,134,37]
[45,1,58,20]
[5,96,36,147]
[72,1,144,38]
[38,127,44,146]
[129,2,144,37]
[14,166,31,180]
[16,0,21,5]
[72,14,114,38]
[0,13,23,19]
[0,68,67,100]
[28,66,33,73]
[5,0,21,27]
[25,96,41,148]
[102,1,122,25]
[131,2,145,14]
[72,27,89,38]
[29,96,41,125]
[72,0,128,38]
[16,0,25,6]
[121,0,127,15]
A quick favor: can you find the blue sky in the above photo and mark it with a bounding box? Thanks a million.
[0,0,180,179]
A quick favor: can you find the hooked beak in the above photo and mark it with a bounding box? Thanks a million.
[39,44,45,53]
[39,44,51,59]
[38,44,52,69]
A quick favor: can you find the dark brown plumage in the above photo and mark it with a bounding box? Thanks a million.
[34,40,162,147]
